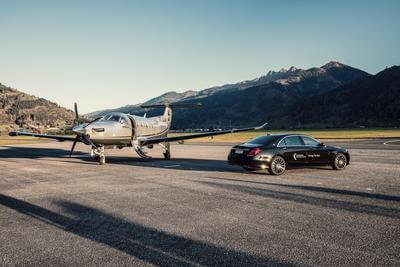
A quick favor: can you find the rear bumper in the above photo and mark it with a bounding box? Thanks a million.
[228,154,269,169]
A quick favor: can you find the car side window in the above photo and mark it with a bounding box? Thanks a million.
[282,136,303,146]
[301,136,320,147]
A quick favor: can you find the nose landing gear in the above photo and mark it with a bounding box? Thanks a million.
[91,146,106,165]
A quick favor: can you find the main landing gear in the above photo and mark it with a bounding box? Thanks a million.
[161,142,171,160]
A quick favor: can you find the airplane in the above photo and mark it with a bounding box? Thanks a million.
[9,102,267,165]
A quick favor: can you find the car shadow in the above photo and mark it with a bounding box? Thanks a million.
[0,194,289,266]
[194,180,400,219]
[204,177,400,202]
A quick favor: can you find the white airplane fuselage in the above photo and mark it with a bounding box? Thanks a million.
[73,106,172,147]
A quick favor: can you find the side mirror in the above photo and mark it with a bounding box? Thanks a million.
[319,142,325,147]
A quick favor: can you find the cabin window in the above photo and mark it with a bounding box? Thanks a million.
[120,116,129,125]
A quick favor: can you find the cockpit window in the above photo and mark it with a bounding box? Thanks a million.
[101,113,130,125]
[103,113,121,122]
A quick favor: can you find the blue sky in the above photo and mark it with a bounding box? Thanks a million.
[1,0,399,113]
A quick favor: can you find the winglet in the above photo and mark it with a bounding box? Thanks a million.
[254,122,268,130]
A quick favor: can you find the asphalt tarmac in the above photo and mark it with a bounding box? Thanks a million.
[0,139,399,266]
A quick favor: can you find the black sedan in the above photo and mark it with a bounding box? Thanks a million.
[228,134,350,175]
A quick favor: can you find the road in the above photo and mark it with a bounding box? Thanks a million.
[0,139,399,266]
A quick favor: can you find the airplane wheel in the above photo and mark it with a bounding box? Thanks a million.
[163,151,171,160]
[99,156,106,165]
[332,153,347,170]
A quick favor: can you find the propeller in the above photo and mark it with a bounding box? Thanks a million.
[69,102,102,157]
[70,103,80,157]
[69,135,79,157]
[74,102,79,123]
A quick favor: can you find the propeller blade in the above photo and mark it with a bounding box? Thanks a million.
[81,134,98,148]
[69,136,79,157]
[83,116,102,129]
[74,102,79,122]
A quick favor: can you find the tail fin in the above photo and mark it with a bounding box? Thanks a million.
[140,102,201,129]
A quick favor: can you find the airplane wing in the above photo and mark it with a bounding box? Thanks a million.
[9,131,78,142]
[139,122,268,146]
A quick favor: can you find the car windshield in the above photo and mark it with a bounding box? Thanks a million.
[247,135,276,145]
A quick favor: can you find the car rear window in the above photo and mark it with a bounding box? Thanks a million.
[280,136,303,146]
[247,135,277,145]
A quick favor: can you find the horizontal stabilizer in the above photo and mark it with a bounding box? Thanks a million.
[141,102,202,109]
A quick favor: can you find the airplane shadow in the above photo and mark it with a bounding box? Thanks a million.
[0,146,346,174]
[0,194,288,266]
[0,146,87,159]
[0,145,247,173]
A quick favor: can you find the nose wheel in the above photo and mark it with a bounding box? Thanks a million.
[91,146,106,165]
[99,155,106,165]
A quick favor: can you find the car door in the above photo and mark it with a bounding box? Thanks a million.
[300,136,330,164]
[279,136,309,165]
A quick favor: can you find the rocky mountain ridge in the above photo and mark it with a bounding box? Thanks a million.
[0,83,75,130]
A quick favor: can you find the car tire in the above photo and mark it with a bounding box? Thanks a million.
[332,153,347,170]
[268,156,286,175]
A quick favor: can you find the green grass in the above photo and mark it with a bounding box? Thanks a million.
[1,128,399,146]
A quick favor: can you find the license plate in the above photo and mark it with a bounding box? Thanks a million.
[235,149,244,154]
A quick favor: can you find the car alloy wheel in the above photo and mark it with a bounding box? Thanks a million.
[333,153,347,170]
[269,156,286,175]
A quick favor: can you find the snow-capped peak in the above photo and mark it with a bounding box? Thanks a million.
[322,61,346,69]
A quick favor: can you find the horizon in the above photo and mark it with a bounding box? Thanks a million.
[1,0,399,113]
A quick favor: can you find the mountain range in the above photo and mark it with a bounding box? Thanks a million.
[1,61,398,132]
[88,61,389,129]
[286,65,400,127]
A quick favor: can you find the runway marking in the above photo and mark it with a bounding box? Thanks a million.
[164,164,181,168]
[383,140,400,146]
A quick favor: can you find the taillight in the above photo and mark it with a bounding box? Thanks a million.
[247,147,262,157]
